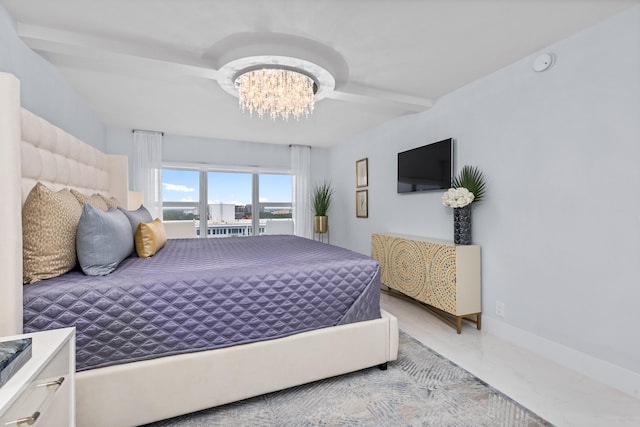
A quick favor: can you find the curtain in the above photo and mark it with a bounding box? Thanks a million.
[132,130,163,219]
[291,145,312,239]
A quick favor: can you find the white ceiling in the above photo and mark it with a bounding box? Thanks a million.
[2,0,638,147]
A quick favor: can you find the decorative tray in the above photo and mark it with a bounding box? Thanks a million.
[0,338,33,388]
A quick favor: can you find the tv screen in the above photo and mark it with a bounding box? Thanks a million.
[397,138,453,193]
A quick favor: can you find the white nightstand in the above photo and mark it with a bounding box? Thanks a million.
[0,328,75,426]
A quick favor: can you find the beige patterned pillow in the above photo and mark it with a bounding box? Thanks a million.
[109,197,124,208]
[95,193,123,209]
[70,189,109,211]
[23,183,83,284]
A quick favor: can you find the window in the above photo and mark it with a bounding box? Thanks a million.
[162,167,293,238]
[259,174,293,235]
[162,168,200,221]
[206,171,253,237]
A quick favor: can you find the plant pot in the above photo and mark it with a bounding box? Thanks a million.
[453,205,472,245]
[314,216,328,234]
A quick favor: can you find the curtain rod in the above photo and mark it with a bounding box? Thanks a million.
[132,129,164,136]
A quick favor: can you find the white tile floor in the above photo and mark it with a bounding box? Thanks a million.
[381,293,640,427]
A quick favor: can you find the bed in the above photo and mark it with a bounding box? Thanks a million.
[0,72,399,427]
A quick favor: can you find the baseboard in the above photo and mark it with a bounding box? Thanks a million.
[482,316,640,400]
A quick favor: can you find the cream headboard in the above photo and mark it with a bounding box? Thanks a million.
[0,72,128,336]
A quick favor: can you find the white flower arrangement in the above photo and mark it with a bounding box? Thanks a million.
[442,187,475,208]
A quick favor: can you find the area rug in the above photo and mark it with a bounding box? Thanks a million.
[143,332,553,426]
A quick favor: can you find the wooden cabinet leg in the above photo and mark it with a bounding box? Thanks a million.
[456,316,462,334]
[476,313,482,330]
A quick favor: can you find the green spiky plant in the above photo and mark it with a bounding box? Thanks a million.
[452,165,486,204]
[312,181,334,216]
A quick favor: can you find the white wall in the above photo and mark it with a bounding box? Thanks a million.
[107,128,329,192]
[162,134,328,184]
[328,6,640,397]
[0,4,105,150]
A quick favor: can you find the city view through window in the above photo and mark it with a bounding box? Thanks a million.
[162,168,293,237]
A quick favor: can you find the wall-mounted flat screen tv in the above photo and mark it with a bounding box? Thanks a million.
[397,138,453,193]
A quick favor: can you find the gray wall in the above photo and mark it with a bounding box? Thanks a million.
[0,5,105,150]
[327,6,640,396]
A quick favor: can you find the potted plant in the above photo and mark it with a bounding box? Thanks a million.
[312,181,334,234]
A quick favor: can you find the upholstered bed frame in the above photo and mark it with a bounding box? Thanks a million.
[0,73,399,426]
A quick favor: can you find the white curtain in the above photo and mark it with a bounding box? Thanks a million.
[291,145,312,239]
[132,130,163,219]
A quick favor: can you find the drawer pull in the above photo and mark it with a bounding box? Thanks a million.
[5,377,65,425]
[36,377,64,388]
[5,411,40,425]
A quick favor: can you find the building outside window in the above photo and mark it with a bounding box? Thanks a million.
[162,167,292,238]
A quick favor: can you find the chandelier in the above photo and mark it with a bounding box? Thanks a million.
[234,68,316,121]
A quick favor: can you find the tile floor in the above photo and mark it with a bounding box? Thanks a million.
[381,293,640,427]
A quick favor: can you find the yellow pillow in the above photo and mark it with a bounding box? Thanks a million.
[134,218,167,258]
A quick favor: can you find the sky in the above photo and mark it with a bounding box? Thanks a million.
[162,169,292,205]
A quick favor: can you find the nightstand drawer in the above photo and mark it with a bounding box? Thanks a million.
[1,341,70,426]
[0,329,74,427]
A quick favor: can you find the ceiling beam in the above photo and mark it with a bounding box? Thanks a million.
[16,23,432,113]
[328,83,433,112]
[17,23,220,80]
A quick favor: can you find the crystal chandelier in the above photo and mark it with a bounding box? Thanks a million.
[234,68,316,121]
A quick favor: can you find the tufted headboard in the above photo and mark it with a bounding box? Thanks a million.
[0,72,129,336]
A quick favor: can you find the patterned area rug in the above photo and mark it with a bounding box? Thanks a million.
[144,332,553,426]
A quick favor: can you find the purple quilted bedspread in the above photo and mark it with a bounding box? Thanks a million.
[23,235,380,371]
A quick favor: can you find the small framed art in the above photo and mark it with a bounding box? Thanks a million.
[356,158,368,188]
[356,190,368,218]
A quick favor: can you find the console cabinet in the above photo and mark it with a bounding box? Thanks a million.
[372,233,481,333]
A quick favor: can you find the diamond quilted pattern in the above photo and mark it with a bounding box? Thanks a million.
[23,235,381,371]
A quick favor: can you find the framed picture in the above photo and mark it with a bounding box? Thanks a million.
[356,190,368,218]
[356,158,368,188]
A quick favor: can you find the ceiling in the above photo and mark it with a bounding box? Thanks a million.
[2,0,638,148]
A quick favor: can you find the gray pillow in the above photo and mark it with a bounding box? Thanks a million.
[77,204,134,276]
[118,205,153,236]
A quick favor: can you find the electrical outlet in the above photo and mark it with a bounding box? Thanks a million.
[496,301,505,318]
